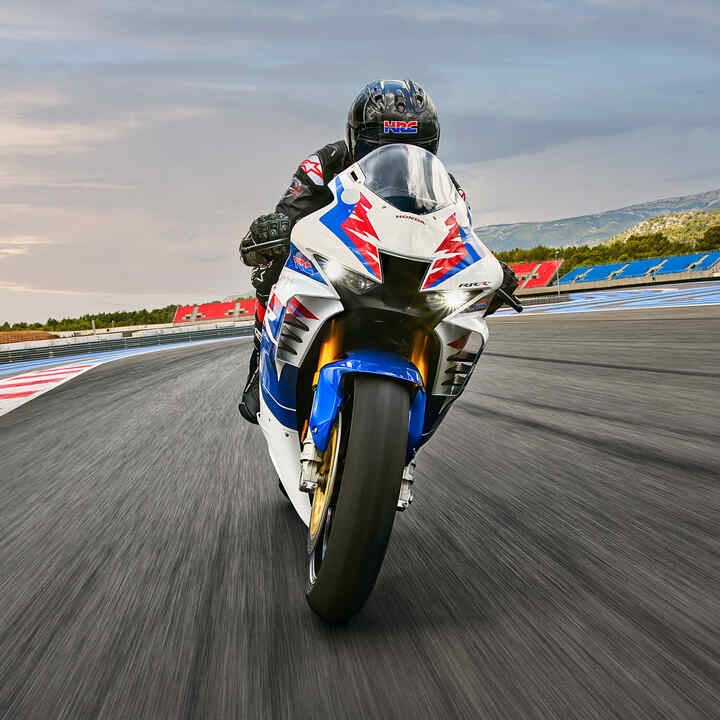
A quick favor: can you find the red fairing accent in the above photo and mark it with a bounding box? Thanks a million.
[448,332,470,350]
[255,303,266,324]
[340,194,382,279]
[422,214,466,289]
[287,297,318,320]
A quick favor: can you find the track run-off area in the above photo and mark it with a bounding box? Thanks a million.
[1,288,719,718]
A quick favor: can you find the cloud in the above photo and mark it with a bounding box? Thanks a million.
[0,281,100,294]
[0,0,718,323]
[0,120,121,155]
[0,236,53,245]
[456,124,720,225]
[0,248,29,257]
[0,236,54,263]
[0,106,214,156]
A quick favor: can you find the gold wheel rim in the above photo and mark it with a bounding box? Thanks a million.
[309,418,341,541]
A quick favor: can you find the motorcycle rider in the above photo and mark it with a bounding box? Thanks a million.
[238,79,518,423]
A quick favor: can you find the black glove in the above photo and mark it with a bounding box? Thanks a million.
[484,261,520,316]
[500,261,519,296]
[239,212,291,267]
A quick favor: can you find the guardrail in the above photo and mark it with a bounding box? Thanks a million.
[0,324,253,365]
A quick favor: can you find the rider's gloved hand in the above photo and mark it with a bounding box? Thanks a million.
[500,261,519,296]
[239,212,291,267]
[484,261,520,317]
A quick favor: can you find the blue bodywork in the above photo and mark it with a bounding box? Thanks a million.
[259,345,298,429]
[259,297,297,428]
[309,350,426,463]
[260,298,429,460]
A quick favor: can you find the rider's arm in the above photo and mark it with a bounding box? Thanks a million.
[275,140,349,226]
[240,141,350,267]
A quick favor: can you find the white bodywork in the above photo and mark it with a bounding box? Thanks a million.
[257,154,503,525]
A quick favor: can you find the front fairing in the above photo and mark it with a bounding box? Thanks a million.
[290,161,503,296]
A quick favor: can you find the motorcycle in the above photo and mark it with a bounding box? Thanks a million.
[255,144,520,622]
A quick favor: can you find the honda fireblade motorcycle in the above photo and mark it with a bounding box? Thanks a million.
[256,144,509,622]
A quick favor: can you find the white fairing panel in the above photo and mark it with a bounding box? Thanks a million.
[258,394,312,525]
[256,146,504,524]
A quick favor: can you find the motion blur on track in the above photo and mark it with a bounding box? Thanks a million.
[1,304,719,718]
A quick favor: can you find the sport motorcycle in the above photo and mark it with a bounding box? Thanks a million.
[254,144,521,622]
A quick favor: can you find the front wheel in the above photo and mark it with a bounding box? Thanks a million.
[305,375,410,622]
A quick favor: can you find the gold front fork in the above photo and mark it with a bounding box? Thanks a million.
[313,318,344,387]
[410,329,430,388]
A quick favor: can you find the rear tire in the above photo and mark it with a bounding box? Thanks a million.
[305,375,410,622]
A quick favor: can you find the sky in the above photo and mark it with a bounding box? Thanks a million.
[1,0,719,324]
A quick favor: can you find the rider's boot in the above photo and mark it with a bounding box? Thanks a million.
[239,314,263,424]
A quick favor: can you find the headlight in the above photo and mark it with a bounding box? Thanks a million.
[420,289,476,311]
[315,255,380,295]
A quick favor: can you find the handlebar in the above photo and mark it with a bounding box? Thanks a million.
[497,288,524,313]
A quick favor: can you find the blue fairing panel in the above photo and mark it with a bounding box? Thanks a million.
[309,350,426,462]
[260,327,298,429]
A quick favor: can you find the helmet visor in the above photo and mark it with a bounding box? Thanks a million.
[355,129,439,161]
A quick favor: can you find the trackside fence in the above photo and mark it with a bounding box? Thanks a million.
[0,324,253,366]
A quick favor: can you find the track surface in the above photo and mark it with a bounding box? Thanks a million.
[1,307,719,719]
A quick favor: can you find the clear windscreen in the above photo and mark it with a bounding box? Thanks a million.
[357,144,457,215]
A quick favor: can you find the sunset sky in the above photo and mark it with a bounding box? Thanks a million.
[2,0,719,323]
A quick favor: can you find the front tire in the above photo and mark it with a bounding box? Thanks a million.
[305,375,410,622]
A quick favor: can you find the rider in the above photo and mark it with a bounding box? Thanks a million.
[238,79,518,423]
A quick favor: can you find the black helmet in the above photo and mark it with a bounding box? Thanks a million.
[346,79,440,161]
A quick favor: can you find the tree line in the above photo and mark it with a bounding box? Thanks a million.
[1,305,179,333]
[1,297,253,333]
[496,225,720,274]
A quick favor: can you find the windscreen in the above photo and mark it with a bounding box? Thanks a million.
[358,144,456,215]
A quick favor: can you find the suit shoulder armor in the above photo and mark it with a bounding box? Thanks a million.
[299,140,351,186]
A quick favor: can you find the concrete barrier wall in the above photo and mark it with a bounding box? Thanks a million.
[0,322,254,364]
[0,320,253,353]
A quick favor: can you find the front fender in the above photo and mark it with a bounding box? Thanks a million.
[309,350,426,462]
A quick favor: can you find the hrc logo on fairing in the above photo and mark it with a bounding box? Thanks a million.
[293,252,312,270]
[383,120,418,134]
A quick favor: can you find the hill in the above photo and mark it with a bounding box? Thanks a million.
[606,209,720,245]
[497,223,720,276]
[474,188,720,252]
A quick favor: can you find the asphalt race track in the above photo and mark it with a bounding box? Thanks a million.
[1,306,719,719]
